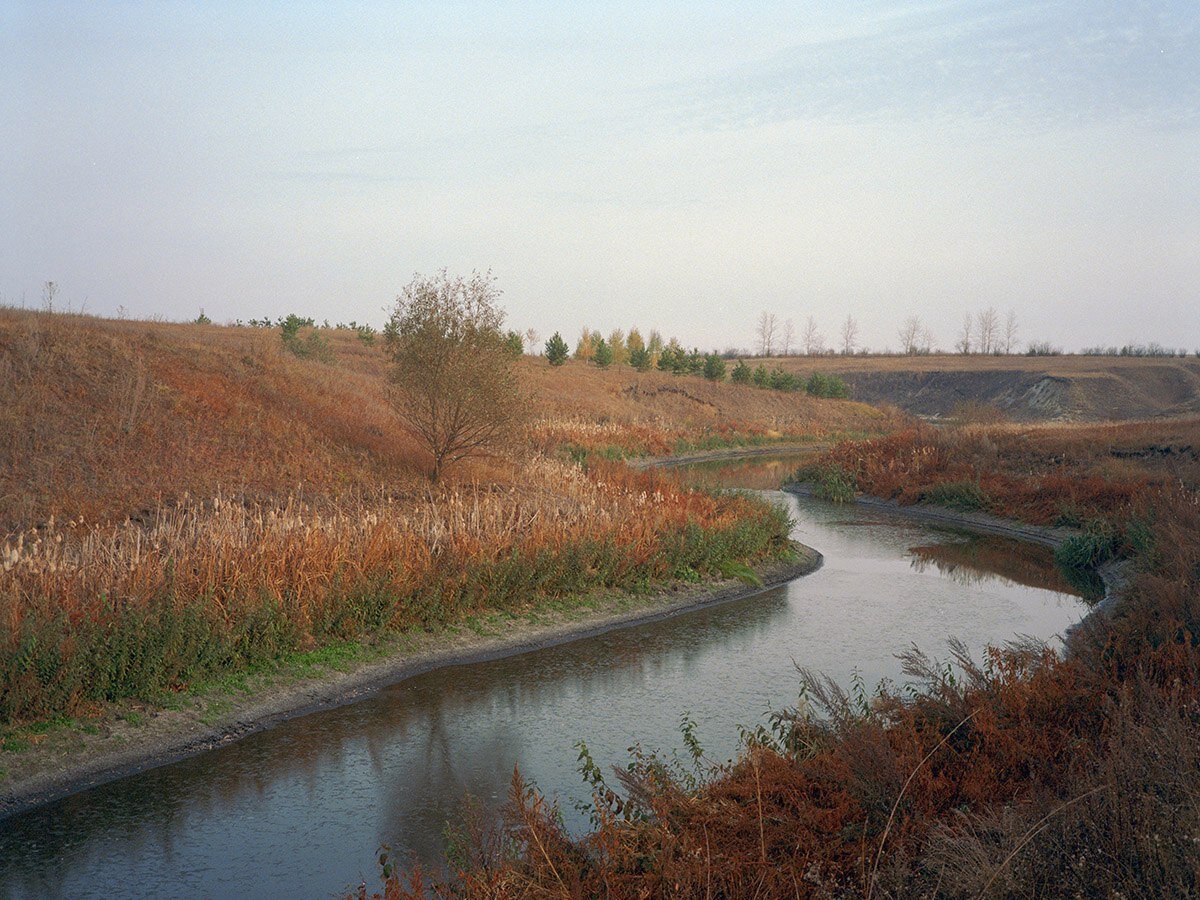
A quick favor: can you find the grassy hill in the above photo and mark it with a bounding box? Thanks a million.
[0,308,898,533]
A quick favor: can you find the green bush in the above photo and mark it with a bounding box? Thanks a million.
[805,372,849,399]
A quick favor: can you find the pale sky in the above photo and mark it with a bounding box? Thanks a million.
[3,2,1198,351]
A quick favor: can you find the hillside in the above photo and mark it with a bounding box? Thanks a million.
[755,353,1200,422]
[0,308,897,533]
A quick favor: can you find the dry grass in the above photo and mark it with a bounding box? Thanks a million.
[0,308,898,533]
[5,308,876,721]
[1,457,791,720]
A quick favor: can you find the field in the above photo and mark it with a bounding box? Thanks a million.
[0,308,895,723]
[753,353,1200,422]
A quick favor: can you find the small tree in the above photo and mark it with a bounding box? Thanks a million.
[545,332,569,365]
[702,353,726,381]
[385,270,523,482]
[503,330,524,356]
[840,314,859,355]
[593,338,613,368]
[730,360,752,384]
[802,315,824,355]
[628,342,651,371]
[955,312,973,354]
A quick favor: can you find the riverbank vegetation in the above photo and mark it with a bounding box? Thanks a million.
[0,305,895,728]
[376,419,1200,897]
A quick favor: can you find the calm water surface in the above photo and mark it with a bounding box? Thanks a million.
[0,459,1087,898]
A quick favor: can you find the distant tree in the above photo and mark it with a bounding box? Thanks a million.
[385,270,523,482]
[628,343,650,371]
[544,331,569,365]
[752,364,769,387]
[593,337,613,368]
[523,327,539,354]
[647,329,664,362]
[976,307,999,355]
[1003,310,1019,354]
[840,314,859,355]
[802,315,824,355]
[756,311,777,357]
[955,313,973,354]
[781,318,796,356]
[898,315,923,355]
[574,328,598,361]
[730,360,752,384]
[195,309,212,325]
[702,353,726,381]
[658,338,685,373]
[607,328,628,366]
[503,330,524,356]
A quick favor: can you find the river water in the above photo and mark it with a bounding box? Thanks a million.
[0,457,1087,898]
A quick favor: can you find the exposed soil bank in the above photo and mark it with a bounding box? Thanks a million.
[783,483,1129,624]
[0,547,820,822]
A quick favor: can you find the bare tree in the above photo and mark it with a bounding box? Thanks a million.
[802,315,824,355]
[1003,310,1019,354]
[955,313,973,354]
[921,325,936,354]
[781,318,795,356]
[756,311,778,357]
[898,315,923,355]
[976,307,999,355]
[523,327,539,354]
[385,270,524,483]
[840,314,859,355]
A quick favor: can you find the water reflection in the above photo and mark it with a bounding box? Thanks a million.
[907,532,1083,598]
[0,475,1087,899]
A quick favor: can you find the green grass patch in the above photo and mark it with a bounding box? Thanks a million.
[919,480,991,512]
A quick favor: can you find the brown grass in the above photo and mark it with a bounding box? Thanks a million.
[0,307,899,534]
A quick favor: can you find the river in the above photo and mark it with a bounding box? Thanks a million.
[0,456,1087,898]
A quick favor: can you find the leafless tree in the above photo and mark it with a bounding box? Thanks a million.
[385,270,525,482]
[840,314,859,355]
[781,318,795,356]
[955,313,973,354]
[898,315,923,355]
[921,325,936,354]
[756,311,778,357]
[523,327,539,354]
[976,306,999,355]
[1003,310,1019,354]
[802,315,824,355]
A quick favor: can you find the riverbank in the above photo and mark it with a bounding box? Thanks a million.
[0,544,820,821]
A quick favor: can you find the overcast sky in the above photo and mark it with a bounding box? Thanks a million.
[3,1,1198,351]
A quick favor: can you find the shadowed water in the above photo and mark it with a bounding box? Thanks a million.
[0,462,1086,898]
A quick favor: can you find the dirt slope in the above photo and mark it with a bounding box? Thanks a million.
[757,354,1200,421]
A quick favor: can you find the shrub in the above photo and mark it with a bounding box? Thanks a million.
[805,372,849,399]
[730,360,751,384]
[280,314,334,362]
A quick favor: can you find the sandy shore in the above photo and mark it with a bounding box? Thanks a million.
[0,546,821,821]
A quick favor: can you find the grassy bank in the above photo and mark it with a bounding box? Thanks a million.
[378,421,1200,898]
[0,307,904,727]
[1,459,792,722]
